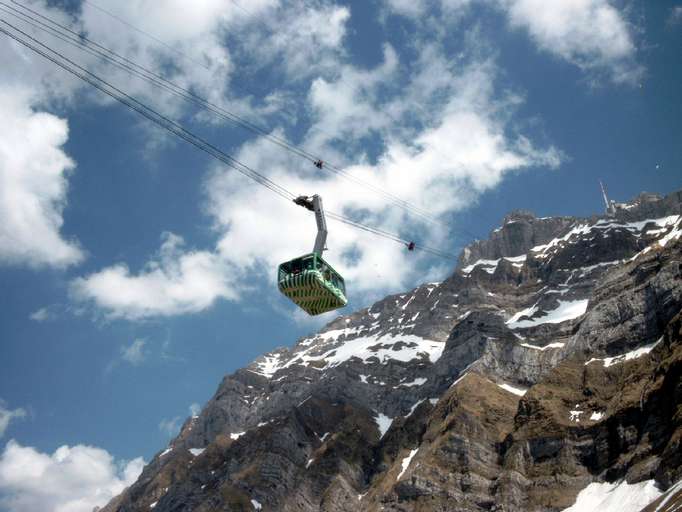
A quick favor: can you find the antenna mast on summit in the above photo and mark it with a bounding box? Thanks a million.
[600,181,615,216]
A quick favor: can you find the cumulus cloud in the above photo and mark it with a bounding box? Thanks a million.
[1,0,560,319]
[499,0,641,83]
[0,440,144,512]
[382,0,641,83]
[70,36,562,319]
[71,232,238,320]
[0,0,237,270]
[121,339,147,365]
[0,402,26,438]
[0,0,347,271]
[202,54,561,300]
[0,89,83,268]
[237,1,350,79]
[306,44,399,149]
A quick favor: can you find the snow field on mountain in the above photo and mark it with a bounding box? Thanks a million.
[561,479,661,512]
[506,299,588,329]
[461,254,527,274]
[531,215,680,261]
[252,332,445,377]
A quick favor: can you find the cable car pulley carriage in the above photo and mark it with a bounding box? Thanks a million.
[277,195,348,316]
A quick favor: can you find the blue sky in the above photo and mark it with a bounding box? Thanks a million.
[0,0,680,509]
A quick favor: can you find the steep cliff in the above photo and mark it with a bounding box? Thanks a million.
[101,188,682,512]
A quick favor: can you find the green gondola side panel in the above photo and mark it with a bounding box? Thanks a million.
[278,269,347,315]
[277,255,348,315]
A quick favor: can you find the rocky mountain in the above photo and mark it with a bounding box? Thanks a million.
[101,189,682,512]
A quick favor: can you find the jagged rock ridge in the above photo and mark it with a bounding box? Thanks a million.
[102,188,682,512]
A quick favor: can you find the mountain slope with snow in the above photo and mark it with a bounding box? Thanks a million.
[102,188,682,512]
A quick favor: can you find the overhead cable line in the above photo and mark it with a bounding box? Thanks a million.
[0,18,295,201]
[0,0,314,163]
[0,18,459,261]
[6,0,443,227]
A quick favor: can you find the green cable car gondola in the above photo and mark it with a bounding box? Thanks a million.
[278,195,348,316]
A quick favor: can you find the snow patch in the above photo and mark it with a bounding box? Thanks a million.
[150,502,157,509]
[585,338,661,367]
[397,448,419,480]
[569,410,584,422]
[462,255,527,274]
[374,413,393,439]
[251,499,262,510]
[576,260,622,277]
[653,478,682,512]
[405,399,425,418]
[507,300,588,329]
[519,342,565,351]
[159,448,172,457]
[590,411,605,421]
[401,294,416,310]
[250,352,284,379]
[561,479,662,512]
[450,372,469,388]
[497,383,527,396]
[188,448,205,456]
[461,258,500,274]
[358,374,369,383]
[230,432,245,440]
[398,377,427,387]
[319,432,330,442]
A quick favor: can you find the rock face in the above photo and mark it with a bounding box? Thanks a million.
[102,189,682,512]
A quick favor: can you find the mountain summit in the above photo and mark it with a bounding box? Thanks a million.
[102,188,682,512]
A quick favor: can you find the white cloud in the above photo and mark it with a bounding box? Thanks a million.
[70,40,562,319]
[29,307,52,322]
[0,0,323,271]
[189,403,201,417]
[238,2,350,78]
[202,55,561,300]
[0,440,144,512]
[158,416,182,438]
[499,0,641,83]
[306,44,399,149]
[71,232,238,320]
[382,0,641,83]
[0,89,83,268]
[121,339,146,365]
[0,402,26,438]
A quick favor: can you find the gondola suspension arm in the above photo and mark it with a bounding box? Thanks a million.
[294,195,328,254]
